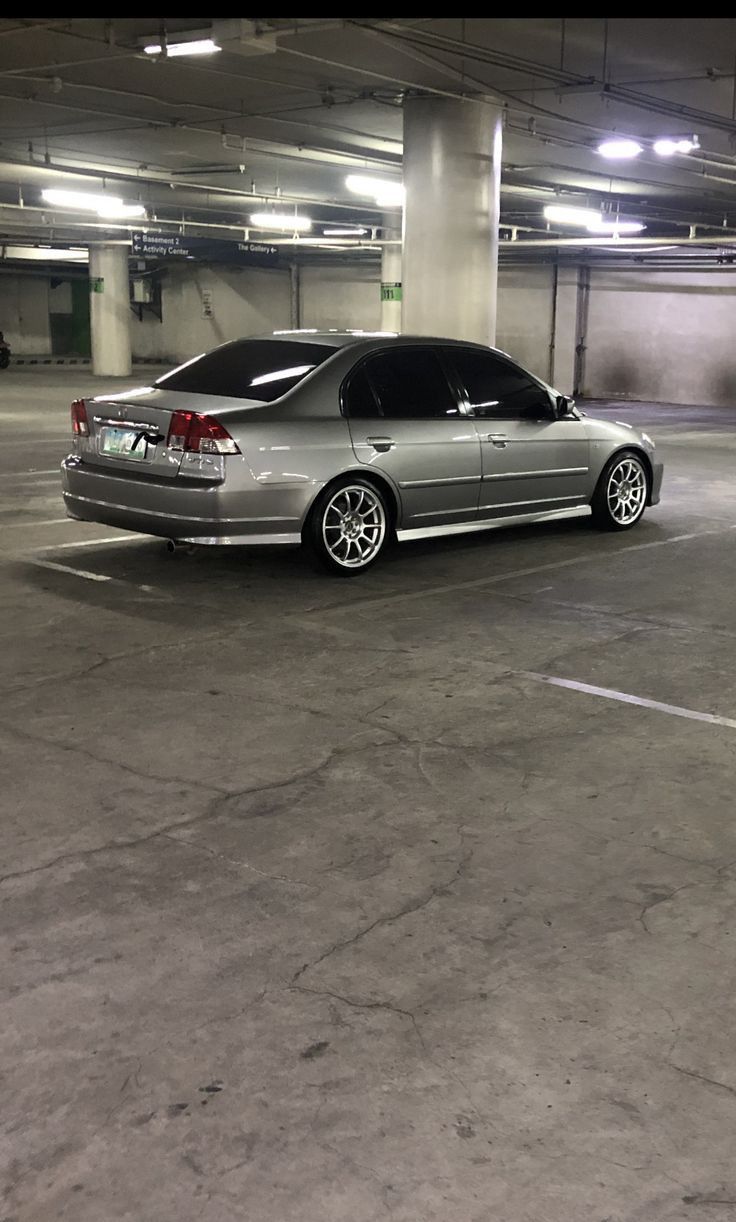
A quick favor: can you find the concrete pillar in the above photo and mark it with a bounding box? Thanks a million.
[380,214,402,333]
[402,96,503,345]
[89,243,131,376]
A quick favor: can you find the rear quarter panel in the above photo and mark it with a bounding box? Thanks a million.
[237,414,359,488]
[220,345,404,523]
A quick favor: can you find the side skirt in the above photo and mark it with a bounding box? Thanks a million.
[396,504,591,543]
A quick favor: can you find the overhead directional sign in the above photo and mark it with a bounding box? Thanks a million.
[131,232,279,266]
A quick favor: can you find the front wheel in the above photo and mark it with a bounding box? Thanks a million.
[0,350,9,369]
[304,478,389,576]
[591,450,649,531]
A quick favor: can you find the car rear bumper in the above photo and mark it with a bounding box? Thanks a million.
[648,459,664,506]
[61,456,306,545]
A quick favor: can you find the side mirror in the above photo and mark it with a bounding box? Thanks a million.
[555,394,576,419]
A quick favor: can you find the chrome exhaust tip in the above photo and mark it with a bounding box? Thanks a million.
[166,539,197,555]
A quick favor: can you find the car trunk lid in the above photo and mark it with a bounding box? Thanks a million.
[74,387,249,480]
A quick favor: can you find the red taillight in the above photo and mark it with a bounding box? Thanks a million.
[71,398,89,437]
[166,410,240,455]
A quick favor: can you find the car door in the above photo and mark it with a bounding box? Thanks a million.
[344,346,482,526]
[446,346,590,516]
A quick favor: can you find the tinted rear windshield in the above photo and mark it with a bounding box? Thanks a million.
[155,339,335,402]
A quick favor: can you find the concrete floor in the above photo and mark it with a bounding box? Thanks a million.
[3,369,736,1222]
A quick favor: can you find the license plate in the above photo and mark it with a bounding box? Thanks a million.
[100,426,150,461]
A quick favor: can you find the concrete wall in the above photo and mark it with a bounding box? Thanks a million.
[584,268,736,406]
[131,264,291,363]
[126,262,736,407]
[300,264,381,331]
[497,264,555,381]
[6,259,736,408]
[0,274,51,354]
[131,263,384,363]
[296,263,556,378]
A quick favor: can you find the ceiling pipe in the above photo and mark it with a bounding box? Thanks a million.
[0,153,401,213]
[11,153,728,237]
[502,235,736,248]
[0,198,546,240]
[0,203,398,237]
[3,207,736,251]
[361,20,736,138]
[0,80,401,162]
[0,191,731,248]
[5,20,736,218]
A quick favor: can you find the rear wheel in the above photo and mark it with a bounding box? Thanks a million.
[304,478,389,576]
[591,450,648,531]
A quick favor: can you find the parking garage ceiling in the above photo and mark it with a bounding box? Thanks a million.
[4,18,736,254]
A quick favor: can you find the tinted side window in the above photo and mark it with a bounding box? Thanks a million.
[343,365,381,418]
[156,340,334,403]
[451,349,551,420]
[363,349,459,419]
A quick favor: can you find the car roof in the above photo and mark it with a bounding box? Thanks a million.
[264,330,494,351]
[265,330,395,348]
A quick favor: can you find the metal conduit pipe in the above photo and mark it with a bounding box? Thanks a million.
[502,235,736,248]
[7,152,736,238]
[0,155,401,214]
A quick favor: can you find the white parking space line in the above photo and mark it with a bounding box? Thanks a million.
[30,558,112,583]
[5,518,76,528]
[3,468,61,477]
[3,439,67,448]
[4,477,60,487]
[26,533,146,553]
[29,556,159,593]
[329,524,736,615]
[522,671,736,731]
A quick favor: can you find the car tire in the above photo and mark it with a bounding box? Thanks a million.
[591,449,649,531]
[303,477,390,576]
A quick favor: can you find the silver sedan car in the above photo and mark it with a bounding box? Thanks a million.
[62,332,663,575]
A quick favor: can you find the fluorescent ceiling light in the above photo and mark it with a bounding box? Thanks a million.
[96,201,146,219]
[544,205,601,227]
[250,212,312,232]
[2,245,88,262]
[41,188,145,219]
[250,364,315,387]
[144,38,221,57]
[323,226,368,236]
[42,188,110,210]
[374,186,404,207]
[653,136,699,156]
[587,218,646,235]
[345,175,404,208]
[544,204,644,235]
[597,138,643,159]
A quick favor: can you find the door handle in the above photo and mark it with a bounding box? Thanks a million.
[486,433,508,448]
[366,436,395,452]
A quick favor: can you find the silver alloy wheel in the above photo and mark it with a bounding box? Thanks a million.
[606,456,647,525]
[321,484,386,569]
